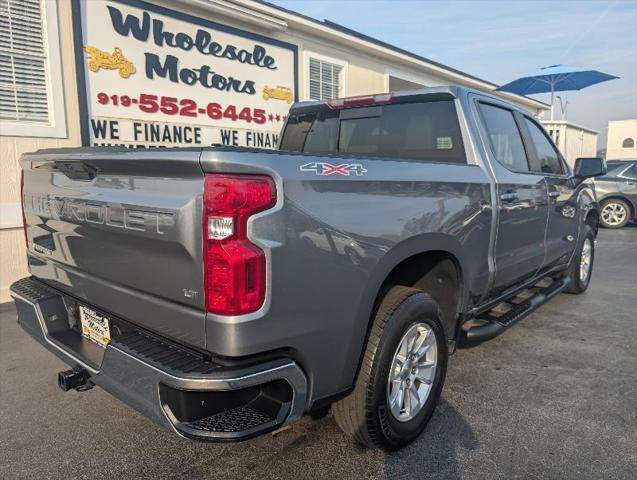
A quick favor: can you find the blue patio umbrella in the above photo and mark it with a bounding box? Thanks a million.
[496,64,619,120]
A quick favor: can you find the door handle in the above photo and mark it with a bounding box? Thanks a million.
[548,191,560,198]
[500,192,519,202]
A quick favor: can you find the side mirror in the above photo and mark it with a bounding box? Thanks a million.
[574,157,606,179]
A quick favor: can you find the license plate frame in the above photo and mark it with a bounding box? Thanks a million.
[78,305,111,348]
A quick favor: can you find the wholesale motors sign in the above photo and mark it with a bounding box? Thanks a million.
[72,0,297,148]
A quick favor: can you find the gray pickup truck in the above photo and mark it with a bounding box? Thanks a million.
[11,86,606,449]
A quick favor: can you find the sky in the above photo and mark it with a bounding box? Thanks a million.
[270,0,637,148]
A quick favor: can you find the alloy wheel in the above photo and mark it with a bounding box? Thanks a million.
[387,322,438,422]
[601,202,627,226]
[580,238,592,282]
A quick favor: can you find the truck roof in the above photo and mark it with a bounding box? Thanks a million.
[288,85,524,115]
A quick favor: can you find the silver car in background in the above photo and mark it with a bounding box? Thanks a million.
[595,160,637,228]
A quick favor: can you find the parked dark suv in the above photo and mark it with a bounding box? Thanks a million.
[595,160,637,228]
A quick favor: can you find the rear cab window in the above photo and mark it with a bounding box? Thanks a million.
[279,100,466,163]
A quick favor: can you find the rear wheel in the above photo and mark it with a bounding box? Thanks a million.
[332,286,447,449]
[600,199,630,229]
[564,225,595,294]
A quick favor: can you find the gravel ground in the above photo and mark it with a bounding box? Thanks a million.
[1,227,636,480]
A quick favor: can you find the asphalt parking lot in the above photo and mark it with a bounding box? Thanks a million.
[1,227,636,480]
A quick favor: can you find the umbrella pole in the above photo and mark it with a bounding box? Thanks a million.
[550,82,555,121]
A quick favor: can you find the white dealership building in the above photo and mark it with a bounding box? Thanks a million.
[540,120,599,167]
[0,0,549,301]
[606,119,637,160]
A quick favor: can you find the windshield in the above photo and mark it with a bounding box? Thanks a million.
[279,100,466,163]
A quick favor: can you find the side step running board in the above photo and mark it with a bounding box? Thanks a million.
[460,276,571,347]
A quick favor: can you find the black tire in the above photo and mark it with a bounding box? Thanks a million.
[564,225,595,294]
[600,198,631,229]
[332,286,448,449]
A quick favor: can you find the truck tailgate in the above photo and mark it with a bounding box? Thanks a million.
[20,148,206,348]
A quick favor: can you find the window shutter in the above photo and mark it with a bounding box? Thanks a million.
[0,0,50,124]
[309,58,321,100]
[321,62,332,99]
[308,57,343,101]
[333,64,342,97]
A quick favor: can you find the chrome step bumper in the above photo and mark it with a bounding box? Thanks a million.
[10,277,308,442]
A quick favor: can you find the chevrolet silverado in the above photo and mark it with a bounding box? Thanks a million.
[11,86,606,449]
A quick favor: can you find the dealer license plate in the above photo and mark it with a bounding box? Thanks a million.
[79,305,111,348]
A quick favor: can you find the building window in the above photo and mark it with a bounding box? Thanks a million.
[622,138,635,148]
[0,0,66,137]
[306,53,346,101]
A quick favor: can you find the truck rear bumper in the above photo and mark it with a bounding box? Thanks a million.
[10,277,308,442]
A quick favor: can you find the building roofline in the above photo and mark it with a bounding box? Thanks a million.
[235,0,549,110]
[321,19,497,89]
[607,119,637,124]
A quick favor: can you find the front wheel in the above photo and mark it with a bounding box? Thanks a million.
[564,225,595,294]
[332,286,447,449]
[600,199,630,229]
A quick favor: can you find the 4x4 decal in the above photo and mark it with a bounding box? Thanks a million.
[300,162,368,176]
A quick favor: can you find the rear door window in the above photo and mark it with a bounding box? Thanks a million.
[279,115,312,152]
[280,100,466,163]
[479,103,529,172]
[619,163,637,180]
[303,113,339,154]
[603,163,627,177]
[523,118,565,175]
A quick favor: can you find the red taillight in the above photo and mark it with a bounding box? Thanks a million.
[327,92,394,109]
[20,170,28,248]
[203,174,276,315]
